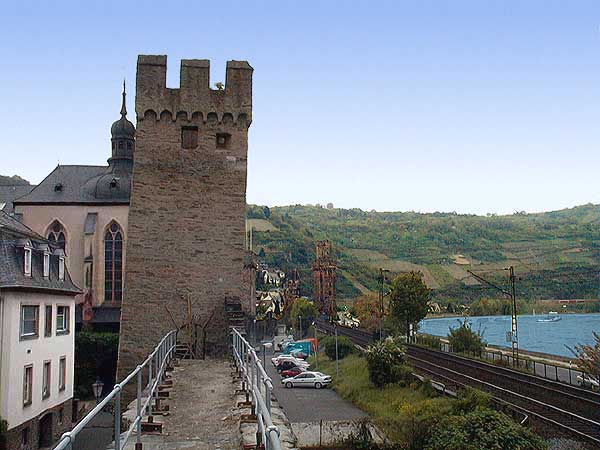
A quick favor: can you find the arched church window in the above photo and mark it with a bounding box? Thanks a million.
[104,222,123,302]
[47,221,66,250]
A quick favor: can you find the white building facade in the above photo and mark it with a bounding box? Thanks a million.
[0,211,79,450]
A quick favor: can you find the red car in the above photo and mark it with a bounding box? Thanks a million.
[280,366,306,378]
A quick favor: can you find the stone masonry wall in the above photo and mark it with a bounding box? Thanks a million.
[117,55,252,383]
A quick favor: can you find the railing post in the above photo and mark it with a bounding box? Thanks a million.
[148,355,153,390]
[136,369,142,450]
[114,387,121,450]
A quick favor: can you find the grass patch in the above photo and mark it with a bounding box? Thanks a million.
[309,353,450,443]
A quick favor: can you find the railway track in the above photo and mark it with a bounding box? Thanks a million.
[315,320,600,445]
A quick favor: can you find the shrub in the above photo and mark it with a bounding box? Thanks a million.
[74,331,119,398]
[322,335,355,360]
[424,408,547,450]
[452,387,492,414]
[417,334,442,350]
[365,338,406,387]
[448,320,486,355]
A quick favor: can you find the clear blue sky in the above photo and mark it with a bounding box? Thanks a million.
[1,1,599,215]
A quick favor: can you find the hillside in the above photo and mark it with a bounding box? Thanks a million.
[247,204,600,308]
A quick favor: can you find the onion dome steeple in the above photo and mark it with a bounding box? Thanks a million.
[110,80,135,162]
[83,82,135,201]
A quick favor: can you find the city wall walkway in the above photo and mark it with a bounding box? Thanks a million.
[122,359,241,450]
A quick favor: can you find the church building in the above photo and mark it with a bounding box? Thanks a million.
[13,86,135,330]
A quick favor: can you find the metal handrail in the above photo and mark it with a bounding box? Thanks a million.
[53,330,178,450]
[232,328,282,450]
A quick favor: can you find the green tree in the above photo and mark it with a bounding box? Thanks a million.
[290,298,318,336]
[448,320,486,355]
[388,271,430,340]
[425,408,547,450]
[365,337,407,387]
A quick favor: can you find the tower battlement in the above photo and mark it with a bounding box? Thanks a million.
[136,55,253,124]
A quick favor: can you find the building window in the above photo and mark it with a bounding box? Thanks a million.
[127,141,132,150]
[216,133,231,149]
[42,361,51,399]
[58,256,65,281]
[59,356,66,391]
[58,407,64,424]
[104,222,123,302]
[56,306,70,334]
[47,221,66,250]
[43,252,50,277]
[24,247,32,276]
[20,305,39,339]
[45,305,52,337]
[23,365,33,406]
[21,427,30,446]
[118,140,124,149]
[181,126,198,149]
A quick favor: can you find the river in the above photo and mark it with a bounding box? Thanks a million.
[419,313,600,358]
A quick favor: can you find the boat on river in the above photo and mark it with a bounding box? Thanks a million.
[537,311,561,323]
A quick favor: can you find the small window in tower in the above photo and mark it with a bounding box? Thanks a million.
[112,142,116,150]
[216,133,231,149]
[127,141,132,150]
[118,141,124,150]
[181,126,198,149]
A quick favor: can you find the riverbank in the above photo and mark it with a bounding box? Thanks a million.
[420,313,600,358]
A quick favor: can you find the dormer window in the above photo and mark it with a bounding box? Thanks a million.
[43,252,50,278]
[24,247,32,276]
[54,183,63,192]
[110,178,118,189]
[58,256,65,281]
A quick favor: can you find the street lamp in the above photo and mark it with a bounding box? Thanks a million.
[298,315,303,339]
[262,342,273,367]
[92,378,104,404]
[311,321,318,369]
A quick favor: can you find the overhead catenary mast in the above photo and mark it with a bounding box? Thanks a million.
[467,266,519,364]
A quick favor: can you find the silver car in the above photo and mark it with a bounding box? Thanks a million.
[281,371,332,389]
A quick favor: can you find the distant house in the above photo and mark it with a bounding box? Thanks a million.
[0,211,80,449]
[0,179,35,215]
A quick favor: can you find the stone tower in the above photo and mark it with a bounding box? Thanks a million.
[117,55,253,379]
[312,240,337,318]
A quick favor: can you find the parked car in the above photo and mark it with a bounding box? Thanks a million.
[271,355,310,368]
[276,360,310,373]
[282,371,332,389]
[280,366,306,378]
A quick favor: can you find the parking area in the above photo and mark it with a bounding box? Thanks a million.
[265,352,366,423]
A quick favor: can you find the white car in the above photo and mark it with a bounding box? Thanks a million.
[281,371,332,389]
[271,355,310,368]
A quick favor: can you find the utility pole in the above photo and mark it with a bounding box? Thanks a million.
[467,267,519,365]
[508,266,518,362]
[378,268,390,340]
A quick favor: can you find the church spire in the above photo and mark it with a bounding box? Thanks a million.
[120,79,127,117]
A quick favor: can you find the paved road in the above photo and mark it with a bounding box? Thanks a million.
[72,411,113,450]
[266,353,365,423]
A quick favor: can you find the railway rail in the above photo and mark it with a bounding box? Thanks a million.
[314,319,600,446]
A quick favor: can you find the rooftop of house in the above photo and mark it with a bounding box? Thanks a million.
[0,211,80,294]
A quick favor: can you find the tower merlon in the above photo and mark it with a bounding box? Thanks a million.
[136,55,253,124]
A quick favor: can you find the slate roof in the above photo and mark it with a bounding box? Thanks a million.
[0,184,35,213]
[0,211,80,294]
[13,164,130,205]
